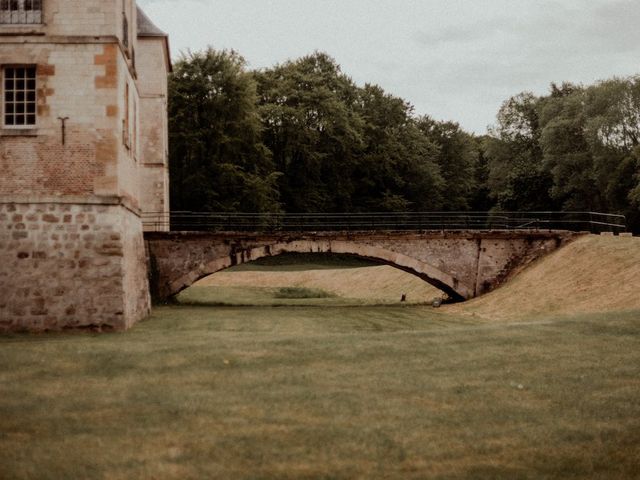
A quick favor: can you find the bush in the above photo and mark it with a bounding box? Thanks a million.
[273,287,335,299]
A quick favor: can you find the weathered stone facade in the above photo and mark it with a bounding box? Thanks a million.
[137,8,171,228]
[0,198,149,331]
[0,1,170,331]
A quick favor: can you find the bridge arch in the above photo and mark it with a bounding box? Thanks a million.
[163,239,471,301]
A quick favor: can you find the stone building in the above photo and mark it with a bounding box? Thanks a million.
[0,0,170,331]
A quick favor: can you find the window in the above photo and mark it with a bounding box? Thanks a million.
[132,98,137,158]
[0,0,42,24]
[122,12,129,49]
[123,82,130,148]
[3,66,37,127]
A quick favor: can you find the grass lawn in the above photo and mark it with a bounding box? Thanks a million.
[1,304,639,479]
[189,253,442,306]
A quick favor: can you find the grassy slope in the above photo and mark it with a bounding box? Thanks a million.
[447,235,640,320]
[1,307,639,479]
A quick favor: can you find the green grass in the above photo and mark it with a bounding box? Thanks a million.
[1,305,639,479]
[178,285,432,307]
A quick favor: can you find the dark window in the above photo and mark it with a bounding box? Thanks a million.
[24,0,41,11]
[0,0,42,24]
[122,12,129,48]
[3,66,37,127]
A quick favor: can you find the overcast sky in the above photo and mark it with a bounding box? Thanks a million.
[138,0,639,134]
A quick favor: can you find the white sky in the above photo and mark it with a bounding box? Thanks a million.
[138,0,640,134]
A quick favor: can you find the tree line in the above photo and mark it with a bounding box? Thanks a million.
[168,48,640,231]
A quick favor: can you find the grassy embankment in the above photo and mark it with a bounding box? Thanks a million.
[1,235,639,479]
[447,234,640,320]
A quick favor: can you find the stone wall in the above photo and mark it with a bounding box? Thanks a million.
[120,203,151,324]
[137,37,170,230]
[0,198,150,331]
[146,231,580,302]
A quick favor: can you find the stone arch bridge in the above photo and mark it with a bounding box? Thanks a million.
[145,230,581,302]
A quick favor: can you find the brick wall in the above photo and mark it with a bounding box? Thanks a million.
[0,44,146,206]
[0,43,122,198]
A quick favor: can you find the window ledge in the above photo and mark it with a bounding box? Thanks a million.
[0,128,39,137]
[0,25,45,36]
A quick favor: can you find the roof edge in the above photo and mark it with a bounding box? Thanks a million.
[136,5,168,37]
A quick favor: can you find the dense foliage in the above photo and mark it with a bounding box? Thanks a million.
[169,48,640,231]
[168,49,280,212]
[487,79,640,230]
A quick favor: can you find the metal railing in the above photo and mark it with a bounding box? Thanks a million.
[0,0,42,25]
[141,211,627,234]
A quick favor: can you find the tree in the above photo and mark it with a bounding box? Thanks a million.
[468,136,494,211]
[584,78,640,213]
[538,86,602,210]
[351,84,444,211]
[168,48,280,212]
[485,92,557,210]
[255,53,364,212]
[628,147,640,227]
[417,117,478,211]
[486,78,640,231]
[255,53,445,213]
[583,78,640,230]
[538,78,640,225]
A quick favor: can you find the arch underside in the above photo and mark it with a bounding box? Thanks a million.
[166,240,472,302]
